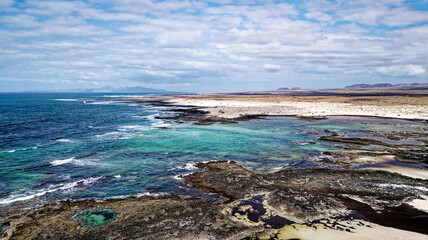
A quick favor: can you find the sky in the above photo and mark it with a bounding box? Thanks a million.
[0,0,427,92]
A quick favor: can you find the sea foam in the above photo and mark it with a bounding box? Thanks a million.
[53,138,72,143]
[51,157,75,166]
[54,99,79,101]
[0,177,102,205]
[3,146,38,153]
[176,163,198,170]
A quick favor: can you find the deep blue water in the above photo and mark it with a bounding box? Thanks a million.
[0,93,424,209]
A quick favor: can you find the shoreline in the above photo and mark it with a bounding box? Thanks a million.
[2,161,427,239]
[165,95,428,121]
[94,87,428,122]
[2,91,427,239]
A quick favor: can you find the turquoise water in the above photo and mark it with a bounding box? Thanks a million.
[72,208,119,228]
[0,93,424,208]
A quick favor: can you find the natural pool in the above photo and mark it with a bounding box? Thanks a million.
[72,208,119,228]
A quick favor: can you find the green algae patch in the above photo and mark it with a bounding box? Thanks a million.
[72,208,119,228]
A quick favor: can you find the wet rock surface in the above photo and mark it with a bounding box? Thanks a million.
[0,219,10,238]
[3,161,428,239]
[157,107,267,125]
[184,161,427,234]
[392,149,428,164]
[296,115,328,122]
[99,98,267,125]
[315,124,428,166]
[7,196,259,240]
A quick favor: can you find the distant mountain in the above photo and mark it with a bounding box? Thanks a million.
[344,83,428,90]
[277,83,428,91]
[277,88,289,91]
[36,86,169,93]
[345,83,392,89]
[277,87,301,91]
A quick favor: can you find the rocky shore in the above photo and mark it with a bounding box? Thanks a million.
[2,161,427,239]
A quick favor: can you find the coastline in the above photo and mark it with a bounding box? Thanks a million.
[3,161,427,239]
[165,92,428,121]
[1,90,427,240]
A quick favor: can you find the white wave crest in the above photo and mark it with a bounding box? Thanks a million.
[53,138,72,143]
[102,95,150,98]
[0,177,102,205]
[94,131,133,140]
[85,101,114,105]
[51,157,75,166]
[3,146,38,153]
[137,192,167,198]
[118,125,150,131]
[150,121,171,129]
[54,99,78,101]
[176,163,198,170]
[173,172,193,181]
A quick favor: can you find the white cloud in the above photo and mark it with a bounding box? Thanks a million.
[305,11,333,22]
[380,9,428,26]
[376,65,426,77]
[0,0,14,9]
[0,14,41,28]
[263,64,282,72]
[305,0,428,27]
[0,0,427,92]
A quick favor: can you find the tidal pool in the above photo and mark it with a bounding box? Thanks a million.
[72,208,119,228]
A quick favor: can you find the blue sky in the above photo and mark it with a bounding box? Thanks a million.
[0,0,427,92]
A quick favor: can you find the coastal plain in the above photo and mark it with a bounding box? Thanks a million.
[165,89,428,120]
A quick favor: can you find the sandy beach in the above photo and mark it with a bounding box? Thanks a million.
[166,91,428,120]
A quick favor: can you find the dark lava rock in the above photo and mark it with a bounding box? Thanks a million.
[0,219,11,238]
[297,115,328,122]
[8,196,259,240]
[392,149,428,164]
[184,161,428,233]
[6,162,428,239]
[318,135,393,147]
[161,107,266,125]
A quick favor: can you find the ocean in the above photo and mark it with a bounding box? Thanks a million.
[0,93,422,209]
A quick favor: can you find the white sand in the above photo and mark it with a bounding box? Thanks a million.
[274,220,428,240]
[168,98,428,120]
[351,155,428,180]
[409,195,428,212]
[365,165,428,180]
